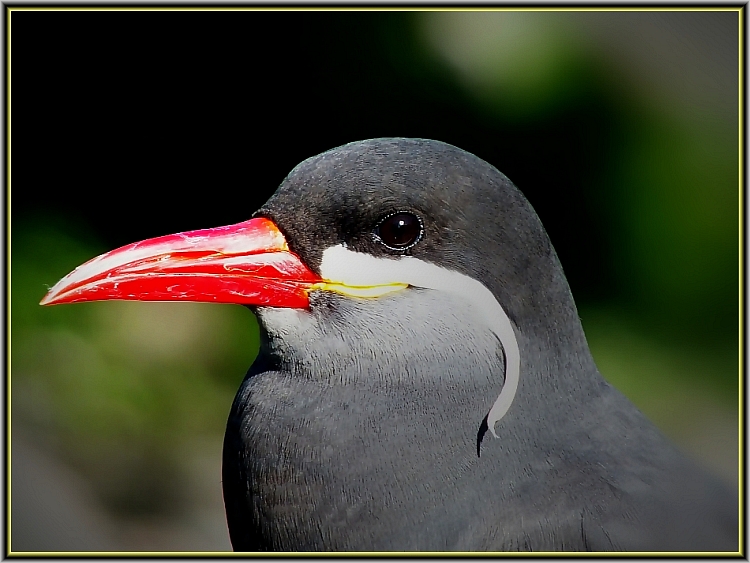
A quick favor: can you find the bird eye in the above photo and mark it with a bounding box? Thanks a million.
[375,212,423,250]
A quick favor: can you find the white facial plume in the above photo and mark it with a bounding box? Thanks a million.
[319,245,520,438]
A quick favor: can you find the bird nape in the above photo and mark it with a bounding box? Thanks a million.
[41,138,738,552]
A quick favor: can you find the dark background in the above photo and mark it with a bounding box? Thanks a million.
[10,9,740,552]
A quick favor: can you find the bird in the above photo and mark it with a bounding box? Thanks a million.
[41,138,738,552]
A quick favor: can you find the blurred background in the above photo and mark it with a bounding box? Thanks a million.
[10,9,740,552]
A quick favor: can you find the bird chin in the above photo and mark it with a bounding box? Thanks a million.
[253,305,315,338]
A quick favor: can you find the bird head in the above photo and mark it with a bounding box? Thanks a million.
[41,138,581,438]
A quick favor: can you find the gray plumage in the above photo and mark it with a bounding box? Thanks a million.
[222,138,737,551]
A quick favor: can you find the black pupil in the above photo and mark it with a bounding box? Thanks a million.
[378,213,421,248]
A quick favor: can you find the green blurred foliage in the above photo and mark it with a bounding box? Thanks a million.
[419,12,592,120]
[609,112,738,340]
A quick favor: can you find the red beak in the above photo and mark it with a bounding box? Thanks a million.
[40,217,322,308]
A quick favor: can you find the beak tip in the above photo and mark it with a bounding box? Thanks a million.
[40,287,63,306]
